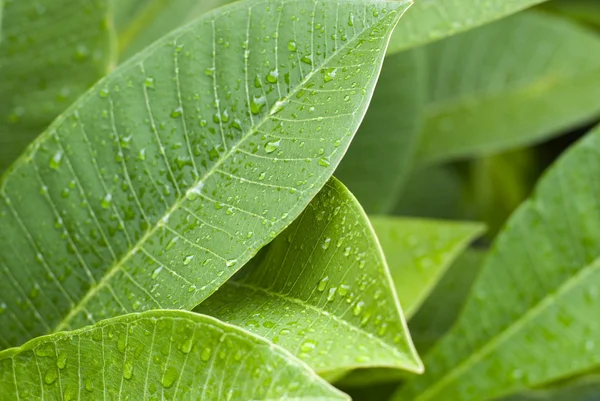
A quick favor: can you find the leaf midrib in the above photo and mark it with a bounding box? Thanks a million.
[51,6,398,333]
[413,252,600,401]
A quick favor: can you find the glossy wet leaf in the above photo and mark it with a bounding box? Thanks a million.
[196,178,423,374]
[117,0,236,60]
[335,49,425,213]
[397,123,600,400]
[0,0,409,350]
[370,217,484,318]
[416,12,600,166]
[332,239,484,390]
[0,0,115,174]
[335,250,487,389]
[0,310,349,400]
[386,0,547,55]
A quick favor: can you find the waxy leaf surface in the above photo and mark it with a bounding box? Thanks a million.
[0,0,408,349]
[196,178,423,374]
[0,310,349,400]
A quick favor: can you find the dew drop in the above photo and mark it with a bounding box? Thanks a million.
[250,95,267,115]
[317,276,329,292]
[318,158,331,167]
[264,139,281,154]
[144,77,155,88]
[288,40,297,52]
[101,194,112,209]
[170,107,183,118]
[200,347,212,362]
[161,366,178,389]
[353,301,365,316]
[301,340,316,353]
[183,255,194,265]
[44,369,58,385]
[57,352,67,369]
[300,55,313,65]
[123,362,134,380]
[266,69,279,83]
[49,151,63,170]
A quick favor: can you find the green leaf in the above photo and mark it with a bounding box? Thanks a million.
[0,0,4,43]
[386,0,547,54]
[196,178,423,374]
[335,250,486,389]
[370,217,484,318]
[393,164,466,220]
[503,373,600,401]
[117,0,236,61]
[0,310,349,400]
[409,249,486,354]
[0,0,115,173]
[541,0,600,31]
[335,49,425,213]
[397,124,600,400]
[465,148,540,239]
[416,11,600,166]
[0,0,408,349]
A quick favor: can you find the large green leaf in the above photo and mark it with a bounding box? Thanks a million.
[416,11,600,166]
[196,178,422,374]
[386,0,547,55]
[397,123,600,400]
[0,310,348,400]
[0,0,115,173]
[370,217,484,318]
[0,0,408,349]
[335,49,425,213]
[118,0,236,60]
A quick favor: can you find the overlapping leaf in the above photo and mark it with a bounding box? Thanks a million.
[0,0,115,173]
[386,0,547,55]
[117,0,236,60]
[504,373,600,401]
[416,12,600,166]
[397,123,600,400]
[370,217,484,318]
[196,178,422,374]
[0,0,409,349]
[393,165,465,220]
[542,0,600,30]
[335,49,425,213]
[408,249,486,354]
[0,310,348,400]
[331,225,484,389]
